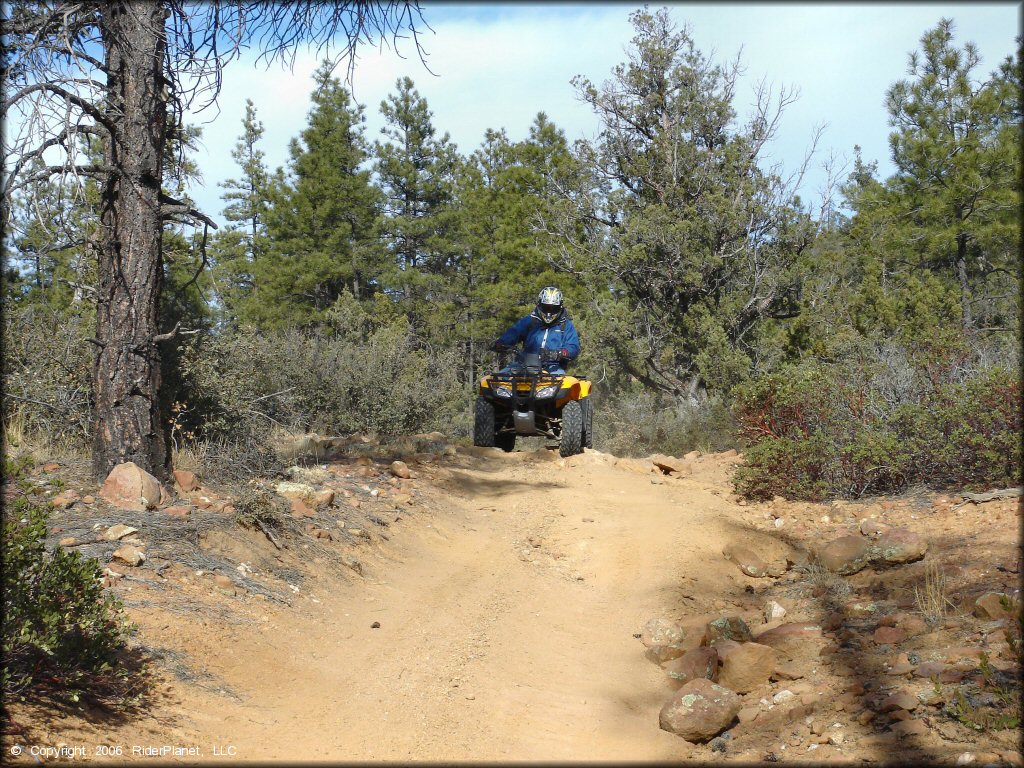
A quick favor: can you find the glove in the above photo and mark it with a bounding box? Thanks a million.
[558,348,572,362]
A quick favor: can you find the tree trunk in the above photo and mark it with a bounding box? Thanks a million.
[956,231,973,330]
[92,1,170,481]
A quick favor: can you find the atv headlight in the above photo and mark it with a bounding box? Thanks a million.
[490,383,512,398]
[535,385,558,398]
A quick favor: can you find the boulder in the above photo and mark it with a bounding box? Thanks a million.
[973,592,1018,620]
[390,460,412,479]
[814,535,872,574]
[112,544,145,567]
[274,481,317,503]
[102,524,139,541]
[763,600,787,622]
[703,616,753,646]
[100,462,162,511]
[870,528,927,564]
[717,642,778,694]
[50,490,80,509]
[873,626,907,645]
[311,489,335,508]
[722,542,769,578]
[172,469,200,492]
[641,617,687,663]
[659,678,741,742]
[753,623,823,658]
[664,647,719,685]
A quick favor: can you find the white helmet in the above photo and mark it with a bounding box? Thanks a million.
[536,286,564,325]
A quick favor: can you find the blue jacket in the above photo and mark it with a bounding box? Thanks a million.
[498,311,580,361]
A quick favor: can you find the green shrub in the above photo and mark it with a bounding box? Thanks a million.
[733,354,1022,501]
[595,387,738,458]
[2,464,138,704]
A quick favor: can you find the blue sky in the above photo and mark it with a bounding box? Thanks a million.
[186,2,1020,222]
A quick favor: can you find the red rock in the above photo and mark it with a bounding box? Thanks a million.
[290,498,315,518]
[642,617,687,663]
[873,626,907,645]
[389,460,412,479]
[772,660,804,680]
[872,528,927,564]
[312,489,335,508]
[50,491,79,509]
[112,544,145,567]
[664,647,719,685]
[100,462,161,511]
[214,574,233,588]
[913,661,947,679]
[754,623,823,651]
[703,616,753,645]
[889,718,928,737]
[880,691,918,711]
[163,506,191,519]
[659,678,741,742]
[973,592,1017,620]
[58,537,77,547]
[173,469,200,492]
[815,536,872,574]
[43,462,60,471]
[898,615,928,637]
[722,542,769,578]
[82,495,95,504]
[718,642,778,694]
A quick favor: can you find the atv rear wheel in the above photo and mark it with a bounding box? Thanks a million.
[473,397,496,447]
[559,399,584,458]
[582,398,593,449]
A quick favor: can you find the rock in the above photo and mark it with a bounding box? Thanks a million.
[642,617,687,663]
[753,623,822,656]
[311,489,335,508]
[341,556,363,575]
[112,544,145,567]
[50,490,80,509]
[99,462,162,511]
[389,460,412,479]
[214,574,233,589]
[102,524,139,541]
[719,449,738,459]
[722,542,769,578]
[290,498,315,518]
[880,691,918,711]
[42,462,60,471]
[82,495,95,504]
[913,661,947,678]
[275,481,317,502]
[651,454,691,476]
[973,592,1017,620]
[873,626,907,645]
[664,647,719,685]
[815,535,872,574]
[58,537,77,547]
[898,614,928,637]
[889,718,928,737]
[772,689,796,705]
[659,678,742,742]
[392,493,413,505]
[172,469,200,492]
[772,660,804,681]
[844,600,882,618]
[764,600,787,622]
[871,528,927,564]
[718,642,778,694]
[860,519,886,536]
[163,506,190,519]
[704,616,753,645]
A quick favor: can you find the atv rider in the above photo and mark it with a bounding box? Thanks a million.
[493,286,579,374]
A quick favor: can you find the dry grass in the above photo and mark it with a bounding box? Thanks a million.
[914,560,956,625]
[805,560,853,608]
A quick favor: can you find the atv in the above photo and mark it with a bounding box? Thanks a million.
[473,350,593,457]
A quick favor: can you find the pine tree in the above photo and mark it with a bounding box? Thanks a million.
[243,62,384,328]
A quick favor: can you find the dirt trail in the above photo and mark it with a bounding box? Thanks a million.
[16,449,753,762]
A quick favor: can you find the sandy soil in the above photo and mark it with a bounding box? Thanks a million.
[3,444,1021,764]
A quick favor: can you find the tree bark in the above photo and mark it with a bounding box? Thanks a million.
[92,1,170,481]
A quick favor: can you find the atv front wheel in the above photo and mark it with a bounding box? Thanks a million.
[496,430,516,452]
[473,397,496,447]
[559,399,584,458]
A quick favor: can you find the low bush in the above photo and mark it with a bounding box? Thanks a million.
[1,461,140,704]
[595,387,738,458]
[733,344,1022,500]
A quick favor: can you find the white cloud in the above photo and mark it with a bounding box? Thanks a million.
[185,3,1020,222]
